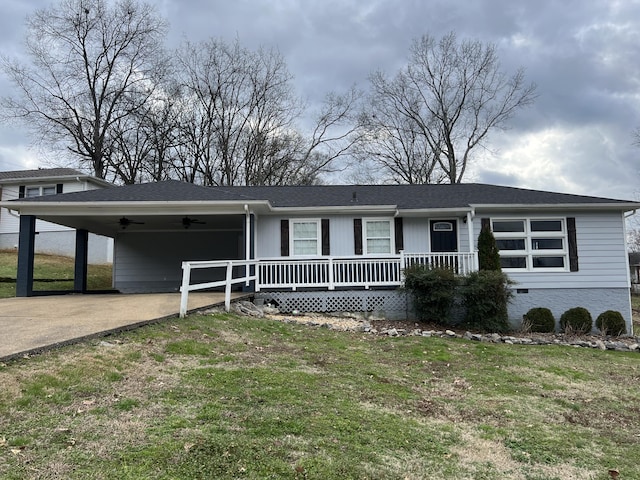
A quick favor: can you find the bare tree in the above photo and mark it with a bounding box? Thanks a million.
[359,32,537,184]
[171,39,297,186]
[173,39,362,186]
[1,0,169,179]
[107,85,180,184]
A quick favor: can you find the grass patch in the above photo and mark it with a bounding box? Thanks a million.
[0,313,639,479]
[0,249,112,298]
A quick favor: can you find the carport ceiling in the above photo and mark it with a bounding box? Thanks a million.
[37,213,245,237]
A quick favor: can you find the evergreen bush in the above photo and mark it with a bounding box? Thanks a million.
[477,224,501,271]
[559,307,592,334]
[404,265,457,325]
[595,310,626,336]
[460,270,512,333]
[523,307,556,333]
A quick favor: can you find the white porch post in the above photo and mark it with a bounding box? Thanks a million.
[225,261,234,311]
[328,257,335,290]
[467,210,478,270]
[244,205,251,286]
[179,262,191,318]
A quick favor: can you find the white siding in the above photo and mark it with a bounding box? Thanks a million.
[256,216,280,258]
[402,218,429,252]
[256,214,470,257]
[114,230,243,292]
[257,215,357,257]
[260,215,396,257]
[0,179,100,234]
[476,211,629,289]
[402,217,470,253]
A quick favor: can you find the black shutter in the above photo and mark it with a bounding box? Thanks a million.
[394,217,404,253]
[18,186,25,198]
[567,217,579,272]
[354,218,363,255]
[56,184,63,194]
[280,220,289,256]
[321,219,330,255]
[481,217,491,231]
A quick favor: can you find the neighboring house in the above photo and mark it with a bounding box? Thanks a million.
[2,180,638,331]
[0,168,113,263]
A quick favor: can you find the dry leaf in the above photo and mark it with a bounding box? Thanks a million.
[183,443,195,452]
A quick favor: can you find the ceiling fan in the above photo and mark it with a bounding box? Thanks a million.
[181,217,206,229]
[118,217,145,229]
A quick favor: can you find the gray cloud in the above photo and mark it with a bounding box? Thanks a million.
[1,0,639,202]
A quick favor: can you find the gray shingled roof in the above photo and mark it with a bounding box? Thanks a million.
[15,179,635,209]
[0,168,85,181]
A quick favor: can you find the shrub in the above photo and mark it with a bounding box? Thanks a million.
[404,265,457,325]
[559,307,592,334]
[460,270,512,333]
[478,224,501,271]
[595,310,626,336]
[523,307,556,333]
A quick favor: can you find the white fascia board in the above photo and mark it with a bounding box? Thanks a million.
[1,200,271,216]
[267,204,398,215]
[396,207,473,217]
[0,174,110,186]
[471,203,640,213]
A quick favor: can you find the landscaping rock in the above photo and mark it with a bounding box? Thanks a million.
[233,300,264,317]
[258,311,640,353]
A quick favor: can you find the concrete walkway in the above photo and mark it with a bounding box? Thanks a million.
[0,292,249,361]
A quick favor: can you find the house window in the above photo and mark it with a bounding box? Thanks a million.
[491,218,567,271]
[291,220,320,256]
[26,186,57,197]
[432,221,454,232]
[364,219,393,254]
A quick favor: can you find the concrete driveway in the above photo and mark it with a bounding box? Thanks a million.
[0,292,249,361]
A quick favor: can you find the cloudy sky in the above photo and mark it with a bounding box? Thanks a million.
[1,0,640,202]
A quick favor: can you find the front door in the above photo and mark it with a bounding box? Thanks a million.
[430,220,457,252]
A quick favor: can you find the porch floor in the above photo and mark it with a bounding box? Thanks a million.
[0,292,250,361]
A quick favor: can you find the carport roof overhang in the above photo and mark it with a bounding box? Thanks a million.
[5,200,271,216]
[1,200,273,237]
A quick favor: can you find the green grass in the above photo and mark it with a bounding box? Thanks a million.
[0,249,112,297]
[1,313,639,479]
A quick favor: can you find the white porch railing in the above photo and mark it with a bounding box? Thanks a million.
[257,256,405,291]
[179,259,257,318]
[179,252,478,317]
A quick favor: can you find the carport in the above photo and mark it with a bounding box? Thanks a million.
[1,181,266,297]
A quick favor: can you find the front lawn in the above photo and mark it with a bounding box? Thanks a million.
[0,249,112,298]
[1,313,638,479]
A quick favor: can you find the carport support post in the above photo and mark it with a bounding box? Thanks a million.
[16,215,36,297]
[74,229,89,292]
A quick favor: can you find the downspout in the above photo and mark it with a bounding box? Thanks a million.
[623,210,635,336]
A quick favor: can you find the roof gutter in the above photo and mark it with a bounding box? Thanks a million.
[0,199,272,216]
[470,202,640,212]
[0,174,112,188]
[267,204,399,214]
